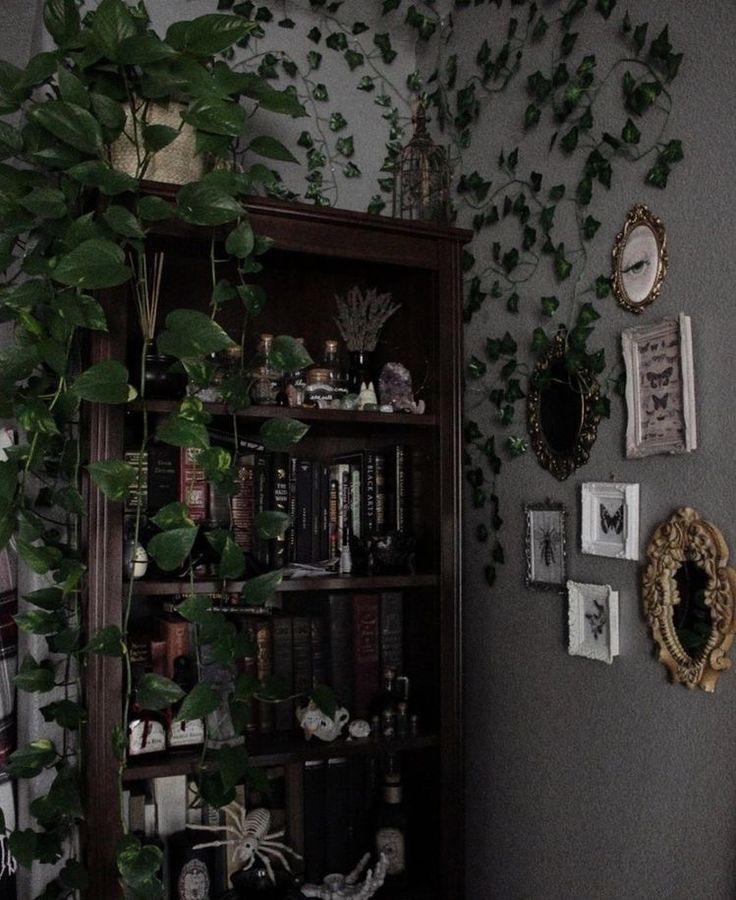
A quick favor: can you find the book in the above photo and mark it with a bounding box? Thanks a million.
[254,618,274,733]
[232,453,255,552]
[269,452,290,569]
[292,615,312,704]
[271,615,294,732]
[147,443,178,514]
[303,760,326,883]
[179,447,208,523]
[352,593,380,718]
[310,614,327,688]
[325,594,353,711]
[253,451,269,567]
[324,757,351,874]
[374,452,386,534]
[380,592,404,674]
[294,458,313,563]
[159,614,190,680]
[385,444,407,533]
[124,449,148,514]
[287,456,298,563]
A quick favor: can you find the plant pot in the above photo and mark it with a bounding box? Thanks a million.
[347,350,374,393]
[229,864,299,899]
[143,352,187,400]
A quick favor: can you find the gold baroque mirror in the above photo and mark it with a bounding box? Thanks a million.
[526,327,601,481]
[612,204,667,313]
[643,507,736,692]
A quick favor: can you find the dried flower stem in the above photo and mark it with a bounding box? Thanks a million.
[131,250,164,344]
[333,285,400,352]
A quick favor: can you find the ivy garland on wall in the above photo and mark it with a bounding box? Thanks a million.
[0,0,683,894]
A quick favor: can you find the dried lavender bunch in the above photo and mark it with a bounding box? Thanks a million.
[333,285,401,352]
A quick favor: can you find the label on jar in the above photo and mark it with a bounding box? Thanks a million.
[178,858,210,900]
[376,826,406,875]
[168,717,205,749]
[128,718,166,756]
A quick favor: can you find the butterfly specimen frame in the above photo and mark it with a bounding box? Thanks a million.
[581,482,640,560]
[622,313,697,458]
[567,580,620,665]
[524,501,568,592]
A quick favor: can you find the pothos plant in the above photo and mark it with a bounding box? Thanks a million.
[0,0,335,896]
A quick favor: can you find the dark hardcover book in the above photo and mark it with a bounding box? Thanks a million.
[324,757,351,874]
[326,593,353,711]
[287,456,298,564]
[320,462,330,561]
[303,760,327,883]
[292,615,313,703]
[238,619,258,734]
[352,593,380,718]
[271,615,294,732]
[374,452,386,534]
[347,756,376,866]
[294,458,313,564]
[254,618,274,734]
[311,461,321,563]
[147,443,179,514]
[253,451,269,567]
[364,450,377,537]
[333,451,363,538]
[385,444,407,533]
[232,453,255,552]
[124,449,148,514]
[380,591,404,675]
[310,614,327,688]
[269,452,290,570]
[328,475,339,559]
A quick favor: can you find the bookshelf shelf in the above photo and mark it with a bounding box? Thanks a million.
[122,733,440,783]
[127,573,439,596]
[84,192,465,898]
[132,398,437,429]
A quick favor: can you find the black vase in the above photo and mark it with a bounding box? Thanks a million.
[347,350,374,394]
[143,352,187,400]
[229,864,299,899]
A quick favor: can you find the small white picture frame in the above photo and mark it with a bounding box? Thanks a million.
[581,482,639,560]
[567,580,620,665]
[524,502,567,592]
[622,312,697,458]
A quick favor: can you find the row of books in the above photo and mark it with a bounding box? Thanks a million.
[124,757,380,895]
[130,592,404,737]
[125,441,418,571]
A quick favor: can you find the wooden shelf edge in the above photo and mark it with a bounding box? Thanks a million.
[128,573,439,596]
[122,733,439,782]
[129,399,437,428]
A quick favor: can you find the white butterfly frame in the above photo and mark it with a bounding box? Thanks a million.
[581,482,639,560]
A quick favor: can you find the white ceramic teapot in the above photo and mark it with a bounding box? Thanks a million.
[295,700,350,742]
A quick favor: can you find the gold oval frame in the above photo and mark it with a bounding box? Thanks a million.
[611,204,668,314]
[526,327,601,481]
[642,507,736,692]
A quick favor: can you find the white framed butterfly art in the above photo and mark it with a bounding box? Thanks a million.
[581,482,640,560]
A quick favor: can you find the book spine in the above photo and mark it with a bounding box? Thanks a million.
[352,593,380,719]
[253,451,269,568]
[347,756,375,867]
[326,594,353,711]
[324,757,351,874]
[179,447,208,523]
[159,616,190,680]
[231,454,255,552]
[295,458,313,564]
[380,591,403,674]
[310,614,327,688]
[292,615,312,703]
[395,444,406,533]
[271,615,294,732]
[124,449,148,514]
[254,619,274,734]
[269,452,290,570]
[320,463,330,562]
[240,620,258,734]
[350,467,361,539]
[287,456,298,563]
[147,444,178,514]
[303,760,326,884]
[364,450,376,537]
[328,475,339,560]
[374,452,386,533]
[311,462,321,563]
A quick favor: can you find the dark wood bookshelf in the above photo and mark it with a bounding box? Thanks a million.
[83,190,466,899]
[127,573,439,596]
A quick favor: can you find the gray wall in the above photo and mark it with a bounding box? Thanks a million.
[457,2,736,898]
[2,2,736,898]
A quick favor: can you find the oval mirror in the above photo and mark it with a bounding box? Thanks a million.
[643,507,736,692]
[612,205,667,313]
[527,327,601,481]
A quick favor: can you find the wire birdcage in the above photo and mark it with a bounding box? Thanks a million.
[392,104,450,223]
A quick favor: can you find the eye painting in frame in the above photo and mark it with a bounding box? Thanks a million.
[612,205,667,313]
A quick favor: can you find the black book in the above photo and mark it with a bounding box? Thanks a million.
[325,593,353,711]
[269,452,290,570]
[347,756,376,865]
[253,451,269,567]
[380,592,404,674]
[271,615,294,732]
[147,443,179,514]
[324,757,351,874]
[303,760,327,883]
[287,456,298,563]
[292,615,312,703]
[294,458,313,563]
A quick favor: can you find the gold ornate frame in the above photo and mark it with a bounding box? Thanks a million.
[526,327,601,481]
[642,507,736,692]
[611,204,668,313]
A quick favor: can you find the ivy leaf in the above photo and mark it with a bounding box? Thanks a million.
[577,303,601,327]
[259,418,309,451]
[41,698,86,730]
[52,239,132,289]
[467,356,487,378]
[242,569,283,606]
[8,829,38,868]
[87,459,136,501]
[175,683,221,722]
[577,175,592,205]
[345,49,364,70]
[7,739,57,778]
[14,655,55,693]
[621,117,641,145]
[85,624,124,657]
[157,309,235,360]
[374,33,397,64]
[14,609,65,636]
[583,216,601,240]
[594,275,611,298]
[136,673,185,711]
[524,104,540,129]
[560,125,579,154]
[147,526,198,571]
[554,245,572,280]
[531,328,550,354]
[248,136,298,163]
[116,835,164,893]
[73,360,133,404]
[541,296,559,317]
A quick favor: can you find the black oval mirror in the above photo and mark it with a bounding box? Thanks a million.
[673,559,710,659]
[527,328,601,481]
[539,361,584,456]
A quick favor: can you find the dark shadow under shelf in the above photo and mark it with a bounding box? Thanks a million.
[128,573,439,596]
[122,732,439,782]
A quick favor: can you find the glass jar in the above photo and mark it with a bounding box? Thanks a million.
[284,336,308,407]
[322,338,348,397]
[304,367,339,407]
[247,333,283,405]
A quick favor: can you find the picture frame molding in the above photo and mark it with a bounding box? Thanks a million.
[611,204,668,314]
[567,580,620,665]
[581,481,640,560]
[622,312,697,458]
[524,500,568,592]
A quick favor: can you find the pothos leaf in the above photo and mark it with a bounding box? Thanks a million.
[136,673,185,711]
[147,526,199,571]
